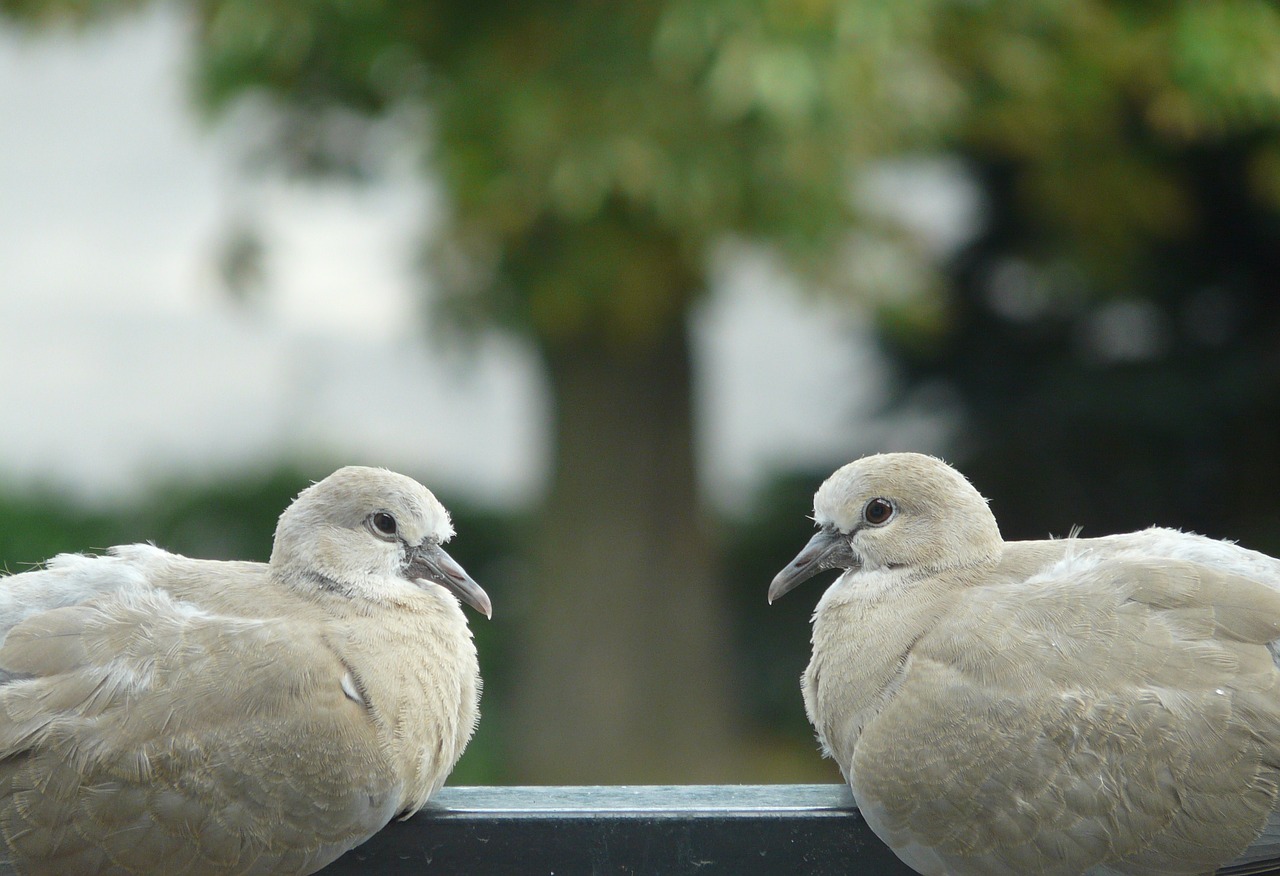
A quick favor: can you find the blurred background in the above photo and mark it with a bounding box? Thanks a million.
[1,0,1278,786]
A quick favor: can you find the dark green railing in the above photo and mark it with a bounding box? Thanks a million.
[322,784,915,875]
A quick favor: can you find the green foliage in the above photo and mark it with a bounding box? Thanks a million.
[182,0,903,346]
[0,469,312,569]
[923,0,1280,284]
[0,0,148,30]
[7,0,1280,325]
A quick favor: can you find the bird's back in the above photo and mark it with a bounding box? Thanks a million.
[0,546,425,874]
[837,529,1280,875]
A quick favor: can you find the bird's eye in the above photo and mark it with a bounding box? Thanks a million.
[371,512,398,538]
[864,498,894,525]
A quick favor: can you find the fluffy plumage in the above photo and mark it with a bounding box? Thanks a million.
[771,452,1280,876]
[0,466,489,875]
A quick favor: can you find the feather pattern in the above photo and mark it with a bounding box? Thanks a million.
[0,466,486,875]
[774,453,1280,876]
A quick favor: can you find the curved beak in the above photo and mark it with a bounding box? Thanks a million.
[768,527,857,603]
[406,542,492,618]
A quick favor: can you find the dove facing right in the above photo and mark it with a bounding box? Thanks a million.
[771,452,1280,876]
[0,465,490,875]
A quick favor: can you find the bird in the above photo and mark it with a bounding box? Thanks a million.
[769,451,1280,876]
[0,465,490,875]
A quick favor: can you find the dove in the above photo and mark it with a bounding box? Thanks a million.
[0,465,490,876]
[770,452,1280,876]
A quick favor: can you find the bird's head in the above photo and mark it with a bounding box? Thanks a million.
[768,452,1002,603]
[270,466,492,618]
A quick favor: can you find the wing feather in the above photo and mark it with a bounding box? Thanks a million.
[853,552,1280,876]
[0,573,398,874]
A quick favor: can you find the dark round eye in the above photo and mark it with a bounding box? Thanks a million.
[371,512,398,538]
[864,498,894,525]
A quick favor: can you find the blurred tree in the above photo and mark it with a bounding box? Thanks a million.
[5,0,1280,781]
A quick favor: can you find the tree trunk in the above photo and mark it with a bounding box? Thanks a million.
[510,323,745,783]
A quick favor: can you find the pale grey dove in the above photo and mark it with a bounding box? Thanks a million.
[0,465,490,875]
[770,452,1280,876]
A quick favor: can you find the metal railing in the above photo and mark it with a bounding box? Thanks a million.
[322,784,915,875]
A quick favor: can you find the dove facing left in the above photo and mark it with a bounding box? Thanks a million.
[771,452,1280,876]
[0,465,490,875]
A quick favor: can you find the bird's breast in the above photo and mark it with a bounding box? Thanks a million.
[339,596,481,812]
[806,576,958,770]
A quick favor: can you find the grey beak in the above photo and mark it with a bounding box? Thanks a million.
[406,542,493,618]
[768,527,857,603]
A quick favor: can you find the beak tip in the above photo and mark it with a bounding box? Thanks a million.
[766,574,790,604]
[461,584,493,619]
